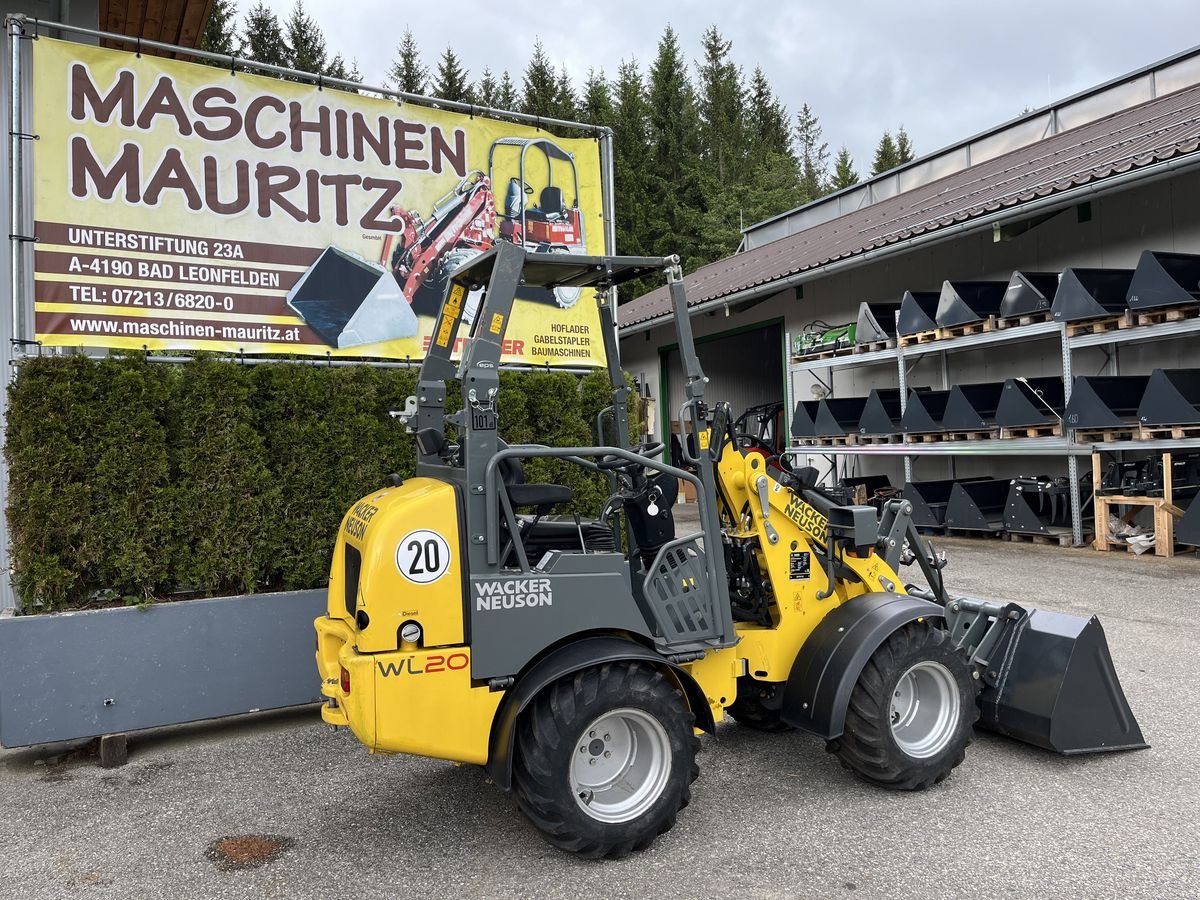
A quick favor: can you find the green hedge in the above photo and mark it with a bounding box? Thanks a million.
[5,356,633,612]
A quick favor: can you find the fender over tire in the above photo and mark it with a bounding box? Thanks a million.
[781,592,945,738]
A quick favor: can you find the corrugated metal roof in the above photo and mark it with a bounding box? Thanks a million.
[620,83,1200,331]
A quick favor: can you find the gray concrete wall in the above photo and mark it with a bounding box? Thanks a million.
[620,170,1200,488]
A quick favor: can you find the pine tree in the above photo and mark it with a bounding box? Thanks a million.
[242,2,290,70]
[433,46,472,103]
[871,130,900,175]
[645,26,705,266]
[554,66,577,121]
[580,69,614,126]
[521,41,559,117]
[612,60,651,258]
[696,26,746,184]
[201,0,240,58]
[795,103,829,202]
[325,54,362,93]
[830,146,859,190]
[286,1,326,77]
[388,29,427,94]
[739,67,801,232]
[746,67,793,160]
[495,71,518,110]
[896,125,915,164]
[476,67,499,107]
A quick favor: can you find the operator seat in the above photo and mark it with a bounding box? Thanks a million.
[498,456,615,561]
[524,186,566,221]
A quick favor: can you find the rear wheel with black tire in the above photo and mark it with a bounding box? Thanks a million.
[830,620,978,790]
[511,661,699,859]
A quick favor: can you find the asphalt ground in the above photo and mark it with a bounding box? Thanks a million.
[2,526,1198,899]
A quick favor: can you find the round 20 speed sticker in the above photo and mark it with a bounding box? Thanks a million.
[396,529,451,584]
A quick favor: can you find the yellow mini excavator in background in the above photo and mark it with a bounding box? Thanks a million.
[315,245,1146,858]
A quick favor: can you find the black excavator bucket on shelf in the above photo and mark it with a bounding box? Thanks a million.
[1137,368,1200,426]
[1005,476,1077,535]
[791,400,822,439]
[996,377,1066,428]
[943,382,1005,430]
[814,396,870,437]
[897,290,941,335]
[945,479,1009,531]
[999,271,1061,318]
[856,301,902,343]
[1064,375,1150,429]
[1050,267,1135,322]
[935,280,1009,328]
[1178,495,1200,546]
[1126,250,1200,311]
[901,389,951,433]
[904,479,961,530]
[973,606,1148,753]
[858,387,924,435]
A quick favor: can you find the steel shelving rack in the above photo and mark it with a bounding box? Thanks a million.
[783,314,1200,547]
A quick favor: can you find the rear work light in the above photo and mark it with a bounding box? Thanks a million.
[340,666,351,694]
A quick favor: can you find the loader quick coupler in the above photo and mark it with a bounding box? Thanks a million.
[314,244,1146,861]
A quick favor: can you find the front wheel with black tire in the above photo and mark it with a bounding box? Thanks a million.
[511,661,700,859]
[829,620,979,791]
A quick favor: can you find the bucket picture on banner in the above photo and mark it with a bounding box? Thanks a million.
[29,38,607,366]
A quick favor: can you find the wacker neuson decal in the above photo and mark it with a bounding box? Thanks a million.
[474,579,553,611]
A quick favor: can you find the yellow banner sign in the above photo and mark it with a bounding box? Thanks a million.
[30,39,607,366]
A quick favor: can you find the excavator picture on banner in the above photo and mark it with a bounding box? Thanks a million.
[284,136,588,351]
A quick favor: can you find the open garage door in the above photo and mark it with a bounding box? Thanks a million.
[662,322,783,438]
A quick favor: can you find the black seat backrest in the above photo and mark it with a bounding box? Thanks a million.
[499,454,524,486]
[539,185,565,215]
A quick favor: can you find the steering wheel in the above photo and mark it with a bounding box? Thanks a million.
[597,442,665,472]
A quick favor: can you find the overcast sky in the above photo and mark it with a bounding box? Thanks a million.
[257,0,1200,176]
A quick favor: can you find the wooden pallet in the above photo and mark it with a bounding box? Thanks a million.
[1065,311,1133,337]
[937,317,997,340]
[858,433,905,445]
[1075,426,1139,443]
[1137,424,1200,441]
[796,435,858,447]
[1133,302,1200,327]
[996,310,1052,330]
[898,329,941,348]
[904,429,998,443]
[999,423,1064,439]
[790,346,857,363]
[1005,530,1078,548]
[854,338,897,354]
[1091,452,1187,558]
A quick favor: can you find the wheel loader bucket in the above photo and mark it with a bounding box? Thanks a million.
[942,382,1005,430]
[897,290,940,335]
[1126,249,1200,311]
[791,400,821,439]
[999,271,1060,318]
[1050,267,1134,322]
[935,280,1008,328]
[900,388,951,433]
[856,300,902,343]
[977,608,1148,754]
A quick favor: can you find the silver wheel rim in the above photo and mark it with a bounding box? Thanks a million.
[569,708,672,824]
[889,661,960,759]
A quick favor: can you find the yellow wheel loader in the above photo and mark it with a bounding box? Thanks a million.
[314,245,1146,859]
